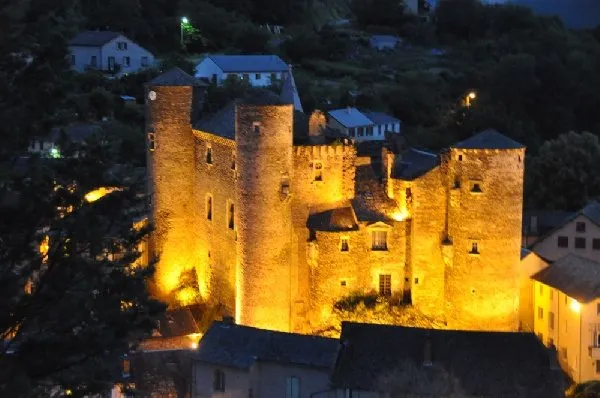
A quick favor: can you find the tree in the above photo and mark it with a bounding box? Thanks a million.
[526,131,600,210]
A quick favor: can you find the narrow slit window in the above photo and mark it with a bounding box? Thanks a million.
[206,146,213,164]
[340,237,349,252]
[206,195,213,221]
[228,202,235,230]
[147,133,156,151]
[469,242,479,254]
[313,161,323,181]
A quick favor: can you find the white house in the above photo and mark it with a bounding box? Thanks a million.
[193,320,339,398]
[327,108,401,142]
[194,55,290,87]
[69,31,155,75]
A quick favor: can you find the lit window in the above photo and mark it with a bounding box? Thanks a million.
[213,369,225,392]
[313,161,323,182]
[575,237,586,249]
[340,237,349,252]
[206,146,213,164]
[285,376,300,398]
[557,236,568,248]
[206,195,213,221]
[371,230,388,251]
[537,307,543,320]
[469,242,479,254]
[576,222,586,233]
[227,202,235,230]
[379,274,391,296]
[147,133,156,151]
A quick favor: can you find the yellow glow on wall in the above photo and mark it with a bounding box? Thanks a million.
[570,299,581,313]
[39,235,49,262]
[187,333,202,349]
[84,187,118,202]
[176,287,199,306]
[391,209,409,221]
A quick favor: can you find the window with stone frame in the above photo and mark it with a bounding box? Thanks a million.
[206,146,213,164]
[371,230,388,251]
[469,241,479,254]
[313,161,323,181]
[147,132,156,151]
[379,274,391,296]
[340,236,349,252]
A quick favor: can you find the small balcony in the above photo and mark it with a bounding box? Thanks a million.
[589,346,600,359]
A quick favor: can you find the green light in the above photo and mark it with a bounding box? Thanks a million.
[50,147,61,159]
[181,17,189,24]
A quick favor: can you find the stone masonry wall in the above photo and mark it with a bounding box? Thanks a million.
[235,103,294,332]
[444,148,525,331]
[192,130,237,314]
[146,85,199,301]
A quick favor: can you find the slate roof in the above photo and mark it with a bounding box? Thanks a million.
[196,321,339,369]
[69,31,121,47]
[279,72,303,112]
[328,108,374,128]
[194,101,236,139]
[532,254,600,303]
[362,111,400,126]
[207,55,289,73]
[331,322,563,397]
[522,210,575,237]
[581,201,600,225]
[452,129,524,150]
[392,148,440,180]
[307,204,359,232]
[148,67,200,86]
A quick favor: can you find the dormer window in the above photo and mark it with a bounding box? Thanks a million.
[206,146,213,164]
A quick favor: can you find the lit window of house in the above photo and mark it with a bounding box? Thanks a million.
[371,230,388,251]
[206,146,213,164]
[340,237,349,252]
[227,202,235,230]
[122,358,131,378]
[213,369,225,392]
[313,161,323,181]
[379,274,391,296]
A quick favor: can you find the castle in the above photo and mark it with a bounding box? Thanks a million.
[145,68,525,334]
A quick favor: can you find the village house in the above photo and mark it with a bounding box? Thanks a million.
[28,123,104,158]
[192,320,339,398]
[522,210,575,247]
[69,31,155,75]
[194,55,291,87]
[327,322,565,398]
[327,107,401,142]
[532,254,600,383]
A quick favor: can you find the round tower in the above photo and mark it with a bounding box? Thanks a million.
[235,92,294,332]
[146,68,199,302]
[444,129,525,331]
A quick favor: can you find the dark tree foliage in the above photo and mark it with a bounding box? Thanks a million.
[351,0,408,29]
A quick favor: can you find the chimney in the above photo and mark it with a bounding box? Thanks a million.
[423,333,433,367]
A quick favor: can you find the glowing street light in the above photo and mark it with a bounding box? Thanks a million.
[180,17,189,47]
[570,299,581,313]
[465,91,476,107]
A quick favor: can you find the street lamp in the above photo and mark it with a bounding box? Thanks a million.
[180,17,189,47]
[465,91,476,107]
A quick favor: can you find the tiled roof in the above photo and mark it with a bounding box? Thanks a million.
[331,322,563,397]
[452,129,524,150]
[532,254,600,303]
[196,321,339,369]
[363,111,400,126]
[194,101,236,139]
[392,148,440,180]
[207,55,289,73]
[148,67,200,86]
[307,204,359,232]
[69,30,121,47]
[328,108,374,128]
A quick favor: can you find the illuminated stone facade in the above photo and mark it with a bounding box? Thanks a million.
[145,69,525,333]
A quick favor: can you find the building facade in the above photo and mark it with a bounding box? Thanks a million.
[145,68,526,334]
[327,108,401,142]
[194,55,290,87]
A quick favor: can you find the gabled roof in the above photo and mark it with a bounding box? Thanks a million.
[196,321,339,370]
[206,55,289,73]
[69,31,121,47]
[331,322,563,397]
[531,201,600,248]
[307,204,358,232]
[194,101,236,139]
[362,111,400,125]
[148,67,201,86]
[328,108,374,128]
[523,210,576,237]
[452,129,524,150]
[392,148,440,181]
[532,254,600,303]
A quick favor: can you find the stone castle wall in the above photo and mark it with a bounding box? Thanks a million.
[235,103,294,332]
[146,85,199,300]
[192,130,237,314]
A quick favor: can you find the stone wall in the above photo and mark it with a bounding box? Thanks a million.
[235,103,294,331]
[146,85,199,301]
[193,130,237,314]
[444,148,525,331]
